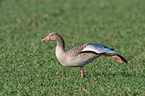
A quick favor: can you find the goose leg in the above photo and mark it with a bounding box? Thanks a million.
[80,67,84,78]
[103,54,123,63]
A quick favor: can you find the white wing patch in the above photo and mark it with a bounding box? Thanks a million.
[82,44,119,54]
[82,44,102,53]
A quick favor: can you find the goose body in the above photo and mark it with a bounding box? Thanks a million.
[42,32,127,78]
[56,43,99,67]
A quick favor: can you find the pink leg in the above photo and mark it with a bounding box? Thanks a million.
[103,54,123,63]
[81,69,84,78]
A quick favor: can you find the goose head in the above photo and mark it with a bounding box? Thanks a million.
[41,32,59,41]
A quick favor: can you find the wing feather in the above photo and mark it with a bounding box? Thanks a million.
[66,43,90,56]
[82,43,127,63]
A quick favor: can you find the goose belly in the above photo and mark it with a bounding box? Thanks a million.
[59,54,99,67]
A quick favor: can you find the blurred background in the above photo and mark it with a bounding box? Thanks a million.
[0,0,145,95]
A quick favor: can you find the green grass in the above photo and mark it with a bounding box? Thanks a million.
[0,0,145,95]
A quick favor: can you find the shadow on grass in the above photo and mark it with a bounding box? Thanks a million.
[84,71,145,78]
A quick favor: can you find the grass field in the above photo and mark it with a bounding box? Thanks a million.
[0,0,145,95]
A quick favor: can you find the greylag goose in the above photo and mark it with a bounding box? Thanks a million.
[42,32,127,78]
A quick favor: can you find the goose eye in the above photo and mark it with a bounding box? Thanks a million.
[50,34,53,36]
